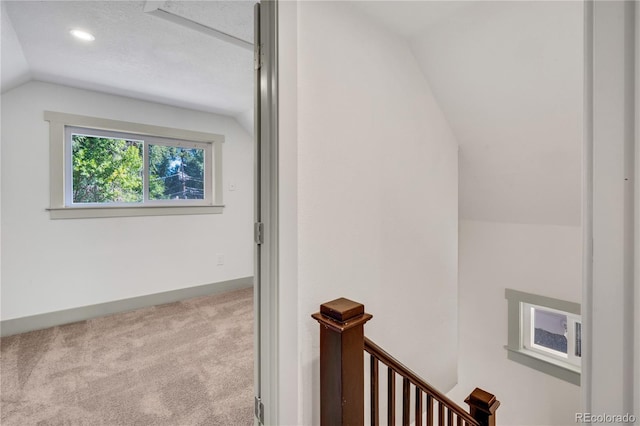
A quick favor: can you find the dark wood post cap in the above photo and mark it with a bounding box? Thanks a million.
[465,387,500,414]
[320,298,364,322]
[312,297,372,332]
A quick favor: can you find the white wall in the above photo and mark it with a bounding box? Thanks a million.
[411,1,583,227]
[289,2,460,424]
[277,2,585,424]
[587,0,637,418]
[447,220,582,425]
[277,1,299,424]
[1,81,254,320]
[406,2,584,424]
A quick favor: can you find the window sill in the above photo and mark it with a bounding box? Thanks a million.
[505,346,580,386]
[48,205,225,219]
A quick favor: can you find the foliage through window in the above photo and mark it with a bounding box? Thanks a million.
[71,134,143,203]
[148,144,205,201]
[45,112,224,219]
[65,127,212,207]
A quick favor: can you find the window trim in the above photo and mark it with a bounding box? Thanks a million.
[521,302,582,368]
[45,111,224,219]
[505,288,581,385]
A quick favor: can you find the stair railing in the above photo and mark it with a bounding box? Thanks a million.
[312,298,500,426]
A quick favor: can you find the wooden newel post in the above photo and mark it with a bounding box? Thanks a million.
[465,388,500,426]
[312,298,372,426]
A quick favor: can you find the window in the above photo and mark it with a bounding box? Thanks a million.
[505,289,581,385]
[522,303,581,368]
[45,112,224,219]
[66,127,210,205]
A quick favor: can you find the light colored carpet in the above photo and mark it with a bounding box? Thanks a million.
[1,287,254,425]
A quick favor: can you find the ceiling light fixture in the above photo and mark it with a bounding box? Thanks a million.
[70,29,95,42]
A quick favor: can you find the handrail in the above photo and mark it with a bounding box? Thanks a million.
[365,337,480,426]
[312,297,499,426]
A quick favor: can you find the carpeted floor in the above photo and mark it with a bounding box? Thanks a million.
[0,287,254,425]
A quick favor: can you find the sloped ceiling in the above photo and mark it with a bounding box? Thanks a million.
[1,2,30,91]
[1,1,254,116]
[354,0,471,39]
[356,1,583,226]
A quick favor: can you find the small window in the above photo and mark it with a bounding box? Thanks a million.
[505,289,581,385]
[522,303,581,368]
[46,112,224,219]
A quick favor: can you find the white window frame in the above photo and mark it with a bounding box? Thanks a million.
[505,289,581,385]
[45,111,224,219]
[522,302,582,369]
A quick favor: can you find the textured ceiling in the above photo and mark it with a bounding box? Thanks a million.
[2,1,254,115]
[160,0,254,44]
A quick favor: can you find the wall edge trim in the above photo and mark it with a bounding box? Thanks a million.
[0,276,253,337]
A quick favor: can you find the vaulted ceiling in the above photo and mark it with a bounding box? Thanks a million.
[1,1,254,116]
[356,1,583,226]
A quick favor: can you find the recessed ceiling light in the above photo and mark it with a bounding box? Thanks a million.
[70,29,95,42]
